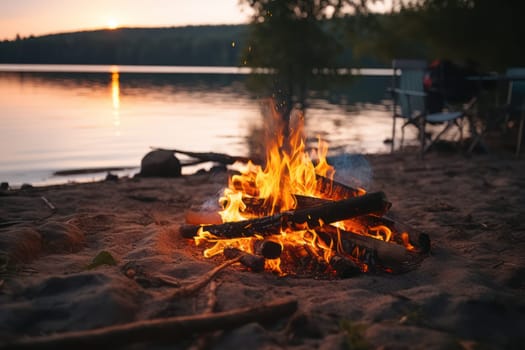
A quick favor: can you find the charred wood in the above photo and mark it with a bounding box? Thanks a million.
[349,215,431,254]
[232,175,362,204]
[318,225,415,268]
[253,239,282,259]
[314,175,363,199]
[301,244,329,274]
[329,255,361,278]
[384,216,431,254]
[179,192,391,239]
[236,195,330,216]
[223,247,265,272]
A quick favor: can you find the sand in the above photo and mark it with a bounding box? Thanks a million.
[1,151,524,349]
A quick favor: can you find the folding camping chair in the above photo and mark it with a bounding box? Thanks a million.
[390,59,473,155]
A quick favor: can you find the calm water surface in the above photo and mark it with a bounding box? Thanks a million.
[0,64,401,187]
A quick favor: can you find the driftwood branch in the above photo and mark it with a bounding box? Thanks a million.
[2,298,298,350]
[151,148,252,165]
[180,192,391,239]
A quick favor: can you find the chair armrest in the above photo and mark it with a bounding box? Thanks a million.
[392,88,427,97]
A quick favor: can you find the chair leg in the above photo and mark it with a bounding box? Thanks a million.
[391,116,397,153]
[453,118,464,148]
[400,124,405,150]
[424,122,453,153]
[419,118,426,157]
[458,118,464,144]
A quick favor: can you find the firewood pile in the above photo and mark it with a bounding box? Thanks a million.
[178,107,430,278]
[180,175,430,278]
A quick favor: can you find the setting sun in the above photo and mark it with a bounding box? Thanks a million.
[107,19,119,30]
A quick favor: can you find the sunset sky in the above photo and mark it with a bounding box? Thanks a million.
[0,0,253,40]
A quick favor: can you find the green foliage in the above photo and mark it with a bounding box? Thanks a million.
[86,251,117,270]
[339,319,370,350]
[346,0,525,71]
[240,0,369,118]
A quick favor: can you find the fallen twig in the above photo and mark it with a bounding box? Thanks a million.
[189,281,220,350]
[204,280,219,313]
[1,298,298,350]
[171,257,241,299]
[0,220,26,228]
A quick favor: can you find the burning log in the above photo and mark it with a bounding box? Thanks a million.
[223,247,265,272]
[318,225,421,270]
[301,244,328,270]
[254,239,282,259]
[180,191,391,239]
[329,255,361,278]
[231,175,363,201]
[312,174,431,254]
[2,298,298,350]
[315,174,364,199]
[349,215,431,253]
[384,216,431,253]
[235,195,330,216]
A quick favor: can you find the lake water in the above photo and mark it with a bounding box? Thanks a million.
[0,64,404,187]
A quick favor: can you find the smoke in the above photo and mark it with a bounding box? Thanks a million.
[329,153,373,191]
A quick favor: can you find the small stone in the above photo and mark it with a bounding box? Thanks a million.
[125,268,136,278]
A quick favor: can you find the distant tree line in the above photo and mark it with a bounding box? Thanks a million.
[1,0,521,72]
[0,26,248,66]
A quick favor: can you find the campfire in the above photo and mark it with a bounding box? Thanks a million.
[180,102,430,277]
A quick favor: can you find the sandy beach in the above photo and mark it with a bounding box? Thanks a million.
[1,151,524,349]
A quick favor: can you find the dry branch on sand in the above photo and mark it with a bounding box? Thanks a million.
[2,298,298,350]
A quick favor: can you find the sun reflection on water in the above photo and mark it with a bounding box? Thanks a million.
[111,67,121,136]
